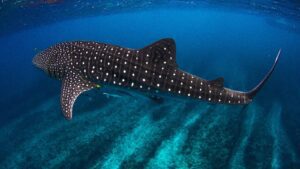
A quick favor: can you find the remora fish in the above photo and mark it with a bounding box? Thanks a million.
[32,38,280,120]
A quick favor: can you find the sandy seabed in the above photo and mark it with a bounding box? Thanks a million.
[0,93,299,169]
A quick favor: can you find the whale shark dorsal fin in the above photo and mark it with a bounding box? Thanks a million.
[209,77,224,88]
[61,71,98,120]
[141,38,177,67]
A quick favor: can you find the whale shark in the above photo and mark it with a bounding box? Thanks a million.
[33,38,280,120]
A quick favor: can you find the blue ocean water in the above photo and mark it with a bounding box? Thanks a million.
[1,2,300,169]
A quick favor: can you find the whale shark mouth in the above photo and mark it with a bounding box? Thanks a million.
[32,54,43,69]
[32,52,50,71]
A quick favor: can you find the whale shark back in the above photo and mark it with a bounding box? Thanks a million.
[140,38,178,68]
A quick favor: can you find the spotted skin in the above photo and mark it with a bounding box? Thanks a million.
[32,38,280,120]
[61,71,97,119]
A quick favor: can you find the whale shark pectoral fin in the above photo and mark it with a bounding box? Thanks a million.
[209,77,224,88]
[61,71,98,120]
[141,38,177,67]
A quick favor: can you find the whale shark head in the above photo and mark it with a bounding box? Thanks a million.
[32,51,50,71]
[33,44,68,79]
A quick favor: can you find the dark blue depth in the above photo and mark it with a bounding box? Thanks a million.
[0,6,299,169]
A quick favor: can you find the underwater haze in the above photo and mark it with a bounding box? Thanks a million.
[1,1,300,169]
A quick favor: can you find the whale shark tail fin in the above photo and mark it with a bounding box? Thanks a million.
[246,49,281,99]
